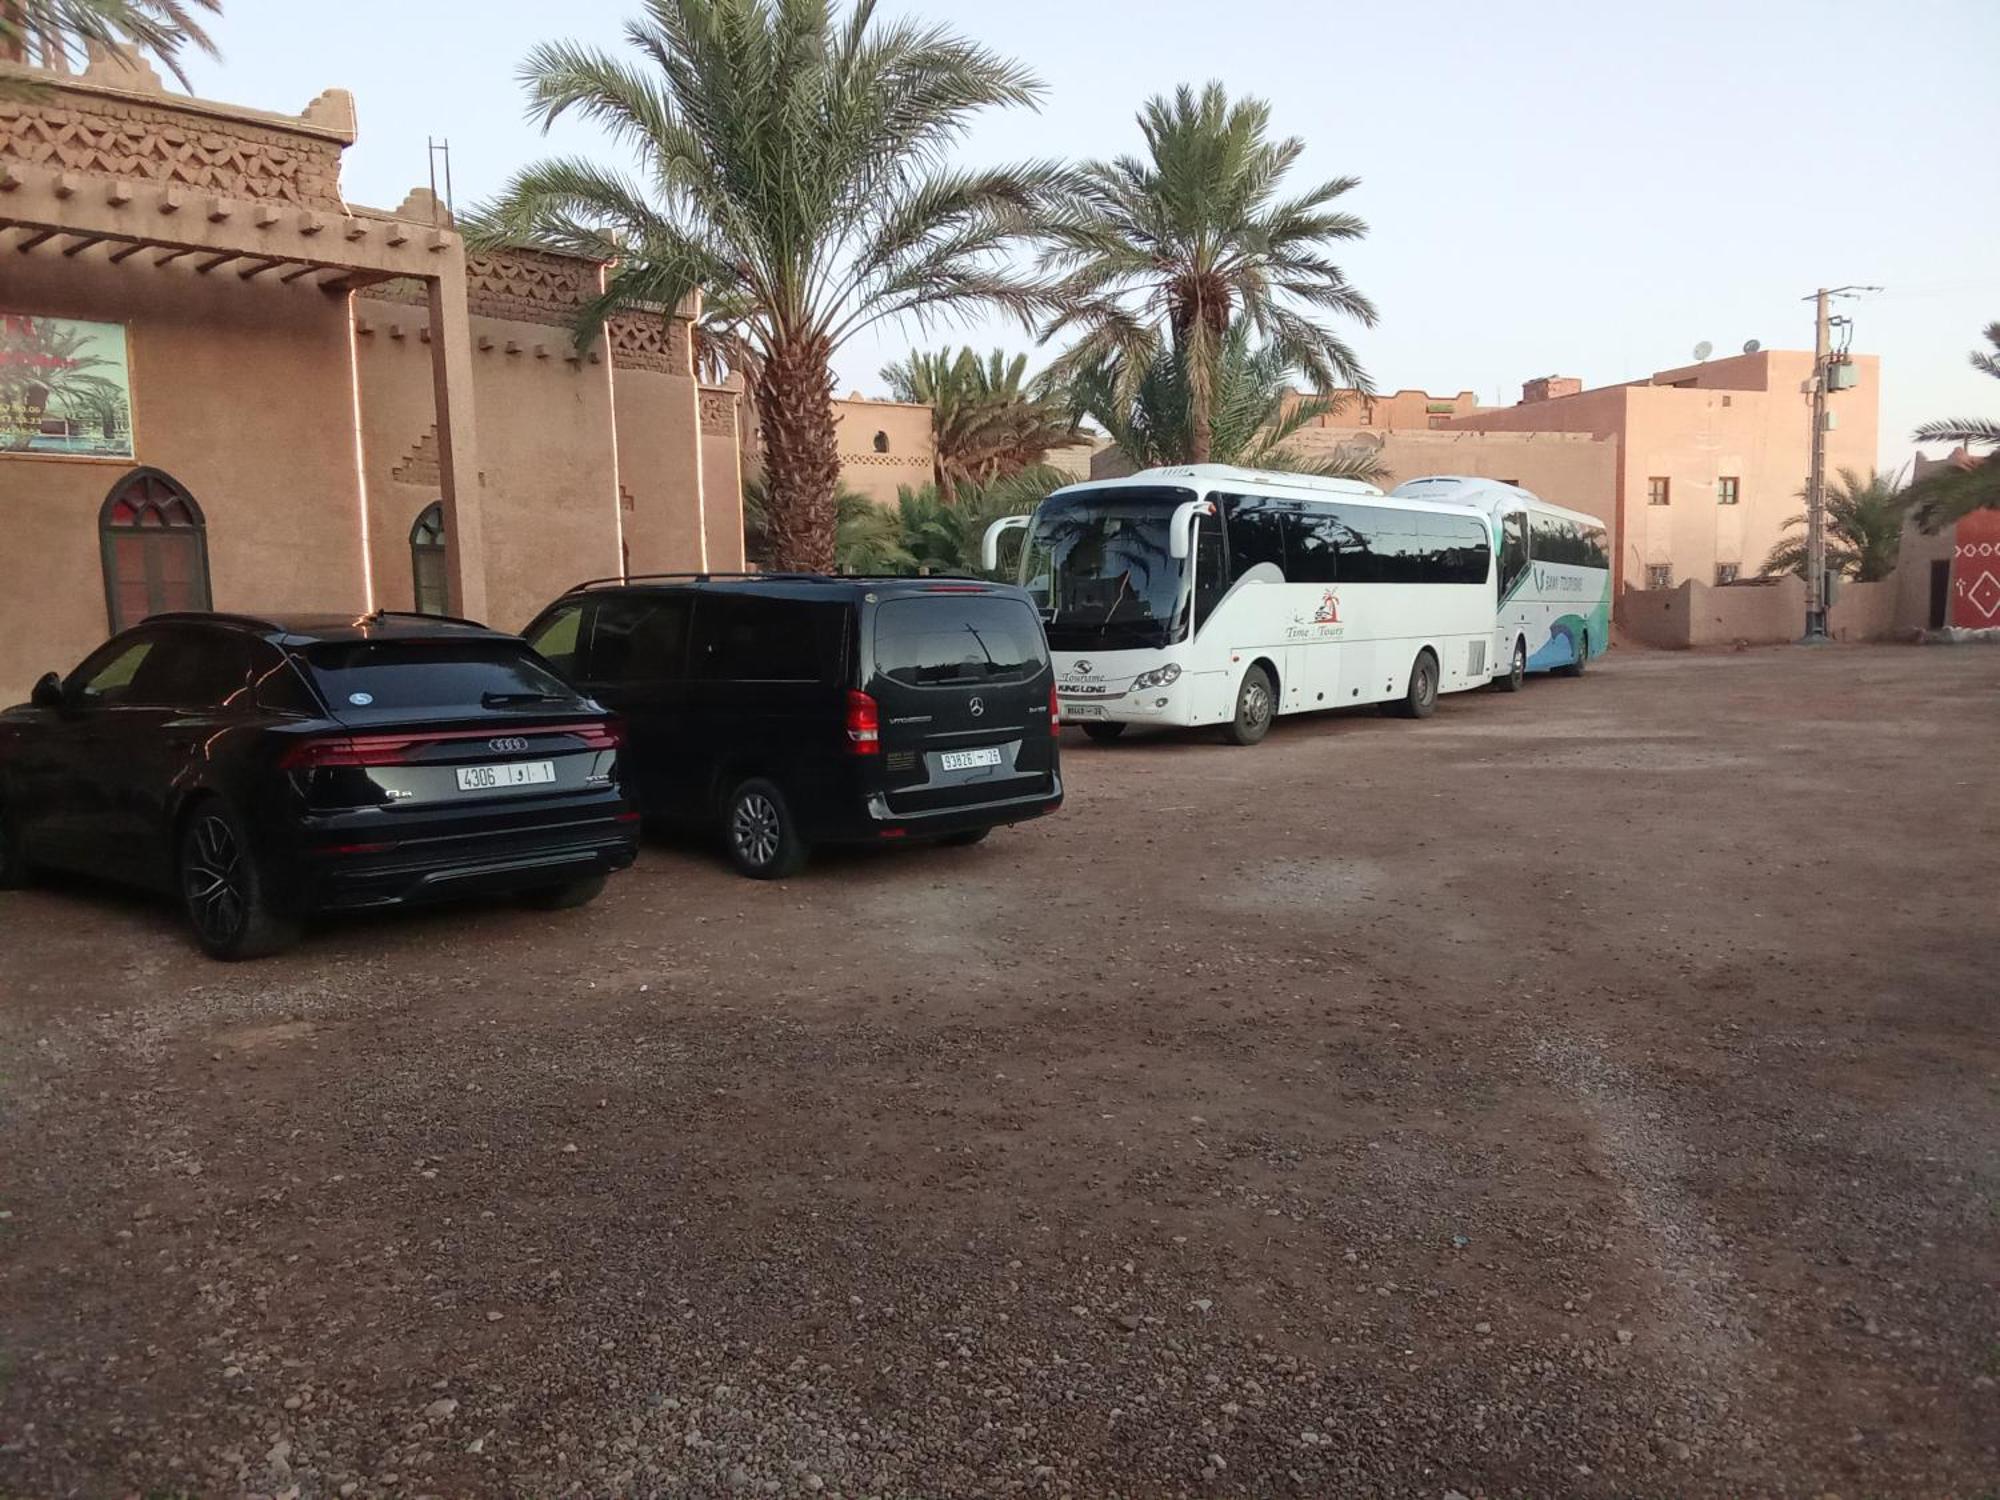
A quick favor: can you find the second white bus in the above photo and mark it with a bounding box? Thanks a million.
[985,463,1498,745]
[1390,476,1611,689]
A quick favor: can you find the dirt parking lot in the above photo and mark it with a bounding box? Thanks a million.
[2,643,1996,1499]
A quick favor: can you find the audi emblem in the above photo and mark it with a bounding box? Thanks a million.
[969,697,985,718]
[488,736,532,754]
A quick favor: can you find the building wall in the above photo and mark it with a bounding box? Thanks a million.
[1450,350,1881,595]
[0,57,742,702]
[1287,426,1619,531]
[607,312,707,578]
[1,251,361,701]
[833,395,933,504]
[698,386,747,571]
[1286,386,1489,430]
[1615,576,1898,649]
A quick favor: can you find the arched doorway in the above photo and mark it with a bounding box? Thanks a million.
[410,501,448,616]
[99,469,211,632]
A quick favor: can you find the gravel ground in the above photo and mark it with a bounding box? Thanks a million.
[1,643,1996,1499]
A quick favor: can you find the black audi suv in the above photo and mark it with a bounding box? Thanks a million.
[0,611,638,958]
[522,574,1064,878]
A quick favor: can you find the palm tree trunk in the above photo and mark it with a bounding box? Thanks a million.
[1189,396,1213,465]
[754,335,840,573]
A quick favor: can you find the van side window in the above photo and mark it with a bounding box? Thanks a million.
[591,595,692,683]
[524,602,589,678]
[693,595,844,682]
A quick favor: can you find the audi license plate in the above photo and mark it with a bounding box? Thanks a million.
[455,760,556,792]
[939,747,1003,772]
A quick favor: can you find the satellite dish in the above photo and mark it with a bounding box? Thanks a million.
[1742,339,1762,354]
[1693,340,1713,362]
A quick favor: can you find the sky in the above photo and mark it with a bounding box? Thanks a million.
[178,0,1998,473]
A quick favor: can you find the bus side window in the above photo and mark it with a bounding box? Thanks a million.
[1221,494,1288,581]
[1190,510,1227,633]
[1500,512,1530,596]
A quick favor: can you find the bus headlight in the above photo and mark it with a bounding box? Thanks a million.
[1131,664,1182,690]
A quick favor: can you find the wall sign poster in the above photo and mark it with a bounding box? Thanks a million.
[1,313,135,459]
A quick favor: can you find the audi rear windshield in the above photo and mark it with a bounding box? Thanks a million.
[298,641,589,719]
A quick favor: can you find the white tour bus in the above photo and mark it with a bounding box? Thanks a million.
[1389,477,1611,689]
[983,464,1497,745]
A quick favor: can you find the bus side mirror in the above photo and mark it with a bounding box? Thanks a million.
[30,672,65,710]
[981,515,1031,573]
[1168,500,1214,561]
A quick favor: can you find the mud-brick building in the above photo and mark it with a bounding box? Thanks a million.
[0,47,745,702]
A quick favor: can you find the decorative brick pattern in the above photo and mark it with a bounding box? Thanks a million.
[464,249,597,327]
[608,312,691,376]
[699,391,737,436]
[391,426,441,487]
[358,277,428,309]
[0,95,345,207]
[838,453,928,468]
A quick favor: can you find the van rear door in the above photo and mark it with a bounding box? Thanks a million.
[864,590,1056,812]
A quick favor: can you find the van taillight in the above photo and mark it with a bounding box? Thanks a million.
[1049,683,1061,736]
[845,690,881,755]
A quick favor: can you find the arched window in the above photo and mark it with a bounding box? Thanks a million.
[411,501,449,616]
[872,430,890,454]
[100,469,211,632]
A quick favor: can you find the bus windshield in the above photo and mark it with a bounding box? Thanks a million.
[1023,486,1194,651]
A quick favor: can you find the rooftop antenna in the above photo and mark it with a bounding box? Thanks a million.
[1742,338,1762,354]
[426,137,455,224]
[1692,340,1713,363]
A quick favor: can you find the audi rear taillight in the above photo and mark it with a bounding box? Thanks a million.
[1049,683,1061,736]
[279,734,430,770]
[278,721,621,769]
[845,690,881,755]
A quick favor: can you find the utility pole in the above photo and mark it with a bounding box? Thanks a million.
[1802,289,1831,641]
[1799,284,1882,643]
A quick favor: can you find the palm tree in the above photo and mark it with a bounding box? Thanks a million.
[0,0,220,89]
[1759,468,1906,582]
[1038,81,1376,464]
[470,0,1065,573]
[880,347,1085,501]
[892,464,1072,576]
[1903,322,1999,532]
[1068,324,1386,483]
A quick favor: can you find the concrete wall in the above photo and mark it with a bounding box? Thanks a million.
[1616,575,1899,649]
[1,253,360,702]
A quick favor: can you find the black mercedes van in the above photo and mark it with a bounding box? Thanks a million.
[522,575,1063,878]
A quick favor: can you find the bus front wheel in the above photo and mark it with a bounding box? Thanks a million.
[1392,650,1439,720]
[1080,721,1126,743]
[1222,665,1276,746]
[1494,637,1526,693]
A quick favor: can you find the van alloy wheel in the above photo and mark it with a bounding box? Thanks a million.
[731,791,783,868]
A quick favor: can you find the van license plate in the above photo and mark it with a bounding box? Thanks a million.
[455,760,556,792]
[939,747,1003,772]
